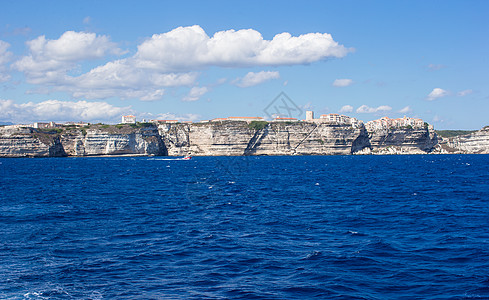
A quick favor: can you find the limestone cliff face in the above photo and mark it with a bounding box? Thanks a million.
[441,126,489,154]
[244,122,370,155]
[0,125,165,157]
[359,127,438,155]
[60,125,166,156]
[159,122,253,156]
[0,127,66,157]
[159,121,370,156]
[3,122,488,157]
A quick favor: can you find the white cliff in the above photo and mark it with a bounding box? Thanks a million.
[0,127,65,157]
[60,125,165,156]
[159,121,370,156]
[2,122,488,158]
[362,127,438,155]
[444,126,489,154]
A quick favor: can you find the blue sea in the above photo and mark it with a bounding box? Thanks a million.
[1,155,489,299]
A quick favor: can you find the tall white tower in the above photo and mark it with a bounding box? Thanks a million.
[306,111,314,121]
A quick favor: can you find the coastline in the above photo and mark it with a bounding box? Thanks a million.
[1,122,488,158]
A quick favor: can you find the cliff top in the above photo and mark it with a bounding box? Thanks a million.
[436,130,478,138]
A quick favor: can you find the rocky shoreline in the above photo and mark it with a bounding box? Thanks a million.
[0,122,487,158]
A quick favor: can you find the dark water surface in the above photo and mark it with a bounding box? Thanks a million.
[1,155,489,299]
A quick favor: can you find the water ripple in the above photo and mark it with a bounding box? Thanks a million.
[1,155,488,299]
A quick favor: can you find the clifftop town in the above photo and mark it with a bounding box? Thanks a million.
[1,111,424,132]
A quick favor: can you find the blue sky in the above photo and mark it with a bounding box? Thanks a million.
[0,0,487,129]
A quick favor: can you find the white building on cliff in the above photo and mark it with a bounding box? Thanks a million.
[121,115,136,124]
[365,116,425,131]
[304,111,362,128]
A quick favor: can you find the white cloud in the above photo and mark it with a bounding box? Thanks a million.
[376,105,392,112]
[32,31,120,61]
[332,78,353,87]
[398,106,412,113]
[356,105,392,113]
[339,105,353,113]
[182,86,209,102]
[427,64,445,71]
[254,31,351,65]
[0,99,130,123]
[0,40,13,82]
[65,59,196,100]
[70,88,167,102]
[0,98,206,124]
[0,41,12,66]
[12,26,351,101]
[427,88,449,100]
[302,102,314,110]
[139,112,201,122]
[356,105,376,113]
[215,78,227,85]
[4,26,32,37]
[457,89,473,97]
[13,31,123,84]
[235,71,280,87]
[135,25,352,71]
[139,89,165,101]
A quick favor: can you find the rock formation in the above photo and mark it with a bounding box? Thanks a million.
[0,127,65,157]
[436,126,489,154]
[159,121,370,156]
[2,121,488,158]
[60,125,166,156]
[358,127,438,155]
[0,125,165,157]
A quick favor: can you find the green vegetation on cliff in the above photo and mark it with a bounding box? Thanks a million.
[436,130,477,138]
[248,121,269,131]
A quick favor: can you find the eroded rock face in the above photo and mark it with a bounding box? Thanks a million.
[60,126,166,156]
[3,122,488,157]
[444,127,489,154]
[159,121,370,156]
[159,122,249,156]
[361,127,438,155]
[0,127,66,157]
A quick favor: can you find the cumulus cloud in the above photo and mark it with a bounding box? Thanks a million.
[332,78,353,87]
[457,89,473,97]
[13,31,123,84]
[0,40,13,82]
[339,105,353,113]
[356,105,392,113]
[398,106,412,113]
[427,88,449,100]
[134,25,351,71]
[182,86,209,101]
[0,99,130,123]
[66,59,196,100]
[12,26,351,101]
[235,71,280,87]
